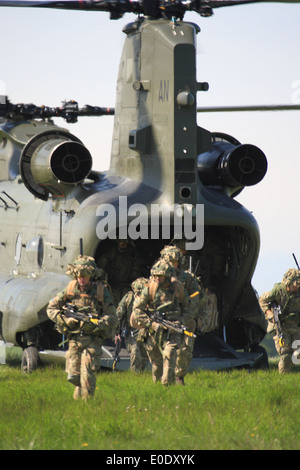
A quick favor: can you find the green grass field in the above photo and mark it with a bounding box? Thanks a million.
[1,347,300,451]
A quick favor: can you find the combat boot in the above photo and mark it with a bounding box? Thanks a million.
[67,374,81,386]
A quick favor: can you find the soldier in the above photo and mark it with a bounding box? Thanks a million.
[159,245,202,384]
[131,260,194,386]
[170,241,220,335]
[97,238,144,305]
[47,255,117,400]
[115,277,149,372]
[259,268,300,373]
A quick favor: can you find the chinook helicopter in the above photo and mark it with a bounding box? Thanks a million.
[0,0,299,372]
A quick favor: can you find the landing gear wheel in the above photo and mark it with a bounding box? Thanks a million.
[21,346,41,373]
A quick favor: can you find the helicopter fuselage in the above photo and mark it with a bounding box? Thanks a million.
[0,16,267,366]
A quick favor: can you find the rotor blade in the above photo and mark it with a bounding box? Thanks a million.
[0,97,115,123]
[0,1,113,10]
[0,0,144,14]
[0,0,79,8]
[0,0,299,6]
[0,0,299,18]
[197,104,300,112]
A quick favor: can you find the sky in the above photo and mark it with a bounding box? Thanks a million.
[0,2,300,296]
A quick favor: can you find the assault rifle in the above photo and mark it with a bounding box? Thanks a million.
[62,303,99,326]
[292,253,300,270]
[270,302,284,348]
[113,325,139,371]
[112,325,126,371]
[147,302,196,338]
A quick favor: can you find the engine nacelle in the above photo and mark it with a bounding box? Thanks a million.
[197,135,267,195]
[20,130,92,200]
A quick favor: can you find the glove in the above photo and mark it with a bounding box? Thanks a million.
[95,318,105,331]
[149,322,165,335]
[106,315,117,328]
[135,312,151,328]
[64,317,79,330]
[182,316,196,332]
[151,321,162,332]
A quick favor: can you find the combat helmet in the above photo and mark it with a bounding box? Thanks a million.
[66,255,105,280]
[172,238,187,252]
[150,260,176,279]
[160,245,182,264]
[131,277,148,294]
[282,268,300,288]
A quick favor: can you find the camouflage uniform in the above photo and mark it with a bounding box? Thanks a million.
[131,261,194,385]
[47,256,117,399]
[97,239,144,305]
[171,242,219,333]
[116,277,149,371]
[159,245,202,383]
[259,268,300,373]
[196,288,219,334]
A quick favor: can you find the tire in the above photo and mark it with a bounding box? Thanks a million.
[21,346,41,373]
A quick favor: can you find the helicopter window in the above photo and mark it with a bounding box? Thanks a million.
[15,234,22,266]
[37,237,44,268]
[180,187,192,199]
[26,236,44,268]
